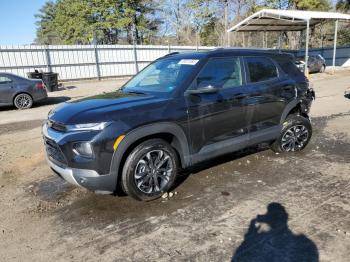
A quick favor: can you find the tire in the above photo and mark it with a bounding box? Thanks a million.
[319,65,325,73]
[121,138,179,201]
[271,114,312,153]
[14,93,33,109]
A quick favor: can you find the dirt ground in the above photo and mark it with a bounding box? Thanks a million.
[0,71,349,261]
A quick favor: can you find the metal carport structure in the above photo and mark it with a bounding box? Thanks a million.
[227,9,350,74]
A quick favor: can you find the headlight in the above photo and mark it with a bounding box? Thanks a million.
[73,142,94,158]
[66,122,110,132]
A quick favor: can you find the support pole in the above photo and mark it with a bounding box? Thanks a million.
[133,42,139,74]
[224,0,229,47]
[278,32,281,50]
[332,19,338,74]
[45,45,52,72]
[94,44,101,80]
[263,32,265,48]
[305,20,310,76]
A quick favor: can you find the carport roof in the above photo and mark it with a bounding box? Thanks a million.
[227,9,350,32]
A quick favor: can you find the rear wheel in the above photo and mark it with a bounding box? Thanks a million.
[121,138,179,201]
[14,93,33,109]
[271,115,312,153]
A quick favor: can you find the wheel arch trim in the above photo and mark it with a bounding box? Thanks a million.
[109,122,191,191]
[280,99,307,124]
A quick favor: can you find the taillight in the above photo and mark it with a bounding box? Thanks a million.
[35,82,45,89]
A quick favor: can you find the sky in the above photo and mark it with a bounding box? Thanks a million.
[0,0,47,45]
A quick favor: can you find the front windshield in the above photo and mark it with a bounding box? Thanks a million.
[123,58,199,93]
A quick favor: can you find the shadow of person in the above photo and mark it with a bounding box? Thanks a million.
[232,202,319,262]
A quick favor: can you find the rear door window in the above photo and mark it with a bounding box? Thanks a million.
[245,57,278,83]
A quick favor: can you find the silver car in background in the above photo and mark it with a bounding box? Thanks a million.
[296,54,326,73]
[0,73,47,109]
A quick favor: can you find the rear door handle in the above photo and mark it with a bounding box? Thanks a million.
[282,85,293,90]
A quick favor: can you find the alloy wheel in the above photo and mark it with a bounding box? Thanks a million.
[134,150,173,194]
[281,125,309,152]
[15,94,32,109]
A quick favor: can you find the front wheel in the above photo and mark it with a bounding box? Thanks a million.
[121,138,179,201]
[271,115,312,153]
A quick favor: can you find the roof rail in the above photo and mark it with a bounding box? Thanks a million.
[163,52,180,57]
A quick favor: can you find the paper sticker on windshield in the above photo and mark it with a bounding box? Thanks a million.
[178,59,199,65]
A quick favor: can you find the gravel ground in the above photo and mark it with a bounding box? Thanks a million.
[0,70,349,261]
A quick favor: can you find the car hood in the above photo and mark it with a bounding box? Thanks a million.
[48,91,167,124]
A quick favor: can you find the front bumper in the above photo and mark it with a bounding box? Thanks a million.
[33,90,48,102]
[47,158,114,194]
[42,122,116,194]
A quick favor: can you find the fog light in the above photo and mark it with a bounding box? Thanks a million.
[73,142,94,158]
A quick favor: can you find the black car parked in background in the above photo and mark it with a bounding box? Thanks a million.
[43,48,315,201]
[296,54,326,73]
[0,73,47,109]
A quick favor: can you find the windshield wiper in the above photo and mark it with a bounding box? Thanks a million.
[123,90,146,95]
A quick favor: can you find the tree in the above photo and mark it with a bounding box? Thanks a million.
[35,0,159,44]
[53,0,94,44]
[158,0,195,44]
[336,0,350,45]
[336,0,350,11]
[35,1,60,44]
[292,0,331,11]
[188,0,219,45]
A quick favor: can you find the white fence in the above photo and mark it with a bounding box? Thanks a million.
[0,44,349,81]
[0,45,212,81]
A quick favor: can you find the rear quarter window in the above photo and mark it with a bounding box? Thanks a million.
[0,76,12,84]
[245,57,278,83]
[273,56,304,78]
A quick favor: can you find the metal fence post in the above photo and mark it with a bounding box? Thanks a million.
[305,20,310,76]
[94,44,101,80]
[133,43,139,74]
[45,45,52,72]
[332,19,339,73]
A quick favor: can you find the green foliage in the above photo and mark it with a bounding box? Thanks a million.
[292,0,331,11]
[35,1,60,44]
[35,0,159,44]
[336,0,350,11]
[35,0,347,47]
[338,27,350,45]
[200,16,222,46]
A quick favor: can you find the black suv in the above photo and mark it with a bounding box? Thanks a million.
[43,49,315,201]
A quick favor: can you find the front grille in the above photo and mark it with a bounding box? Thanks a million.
[48,120,66,132]
[44,138,67,165]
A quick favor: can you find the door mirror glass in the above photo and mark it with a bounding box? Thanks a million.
[186,82,219,95]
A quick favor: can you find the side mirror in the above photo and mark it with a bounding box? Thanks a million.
[186,83,219,95]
